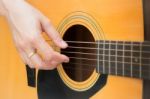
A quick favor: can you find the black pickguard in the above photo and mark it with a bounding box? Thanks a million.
[37,69,107,99]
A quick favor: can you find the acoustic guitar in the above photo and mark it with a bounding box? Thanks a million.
[0,0,149,99]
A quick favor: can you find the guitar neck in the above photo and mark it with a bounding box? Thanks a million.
[96,40,150,80]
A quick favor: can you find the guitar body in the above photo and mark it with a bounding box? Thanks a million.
[0,0,145,99]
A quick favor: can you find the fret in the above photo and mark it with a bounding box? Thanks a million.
[142,42,150,52]
[125,51,131,57]
[124,63,131,77]
[117,62,123,76]
[105,41,109,49]
[124,57,131,63]
[98,40,104,74]
[132,64,140,78]
[133,42,140,51]
[117,41,123,49]
[108,41,111,74]
[96,41,100,73]
[103,40,105,74]
[139,42,142,78]
[117,51,123,56]
[131,42,133,77]
[117,56,123,76]
[141,58,150,64]
[141,65,150,79]
[110,41,116,49]
[105,41,110,74]
[132,57,140,64]
[125,42,131,50]
[104,60,109,74]
[132,52,140,58]
[110,50,116,55]
[110,55,115,61]
[115,41,118,75]
[142,52,149,58]
[110,51,115,75]
[110,62,116,75]
[104,55,109,73]
[123,41,125,76]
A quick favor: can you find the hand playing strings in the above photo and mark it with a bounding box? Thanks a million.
[0,0,69,70]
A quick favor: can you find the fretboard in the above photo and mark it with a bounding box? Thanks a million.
[96,40,150,80]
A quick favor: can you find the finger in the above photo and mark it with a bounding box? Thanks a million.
[31,35,54,61]
[43,52,69,69]
[12,30,35,68]
[31,36,69,68]
[53,52,69,64]
[19,42,46,69]
[23,47,57,70]
[17,47,35,68]
[29,53,46,69]
[40,15,68,48]
[21,52,34,68]
[41,52,69,70]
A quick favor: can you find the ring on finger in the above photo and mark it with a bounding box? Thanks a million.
[28,50,36,58]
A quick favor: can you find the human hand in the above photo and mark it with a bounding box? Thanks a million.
[1,0,69,70]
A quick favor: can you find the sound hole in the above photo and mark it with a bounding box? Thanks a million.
[61,25,96,82]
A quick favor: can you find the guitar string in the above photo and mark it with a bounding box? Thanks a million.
[66,40,150,45]
[51,44,150,53]
[57,49,150,66]
[50,49,150,67]
[62,62,150,73]
[61,51,150,60]
[58,51,149,59]
[60,49,150,62]
[67,56,150,66]
[49,41,150,69]
[46,40,149,76]
[46,40,150,46]
[65,46,150,53]
[61,67,148,79]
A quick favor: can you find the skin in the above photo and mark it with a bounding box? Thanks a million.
[0,0,69,70]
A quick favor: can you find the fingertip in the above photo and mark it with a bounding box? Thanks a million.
[60,40,68,48]
[62,55,69,63]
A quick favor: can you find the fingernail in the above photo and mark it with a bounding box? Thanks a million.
[61,40,68,48]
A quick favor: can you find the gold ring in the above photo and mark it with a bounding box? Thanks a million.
[28,51,36,58]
